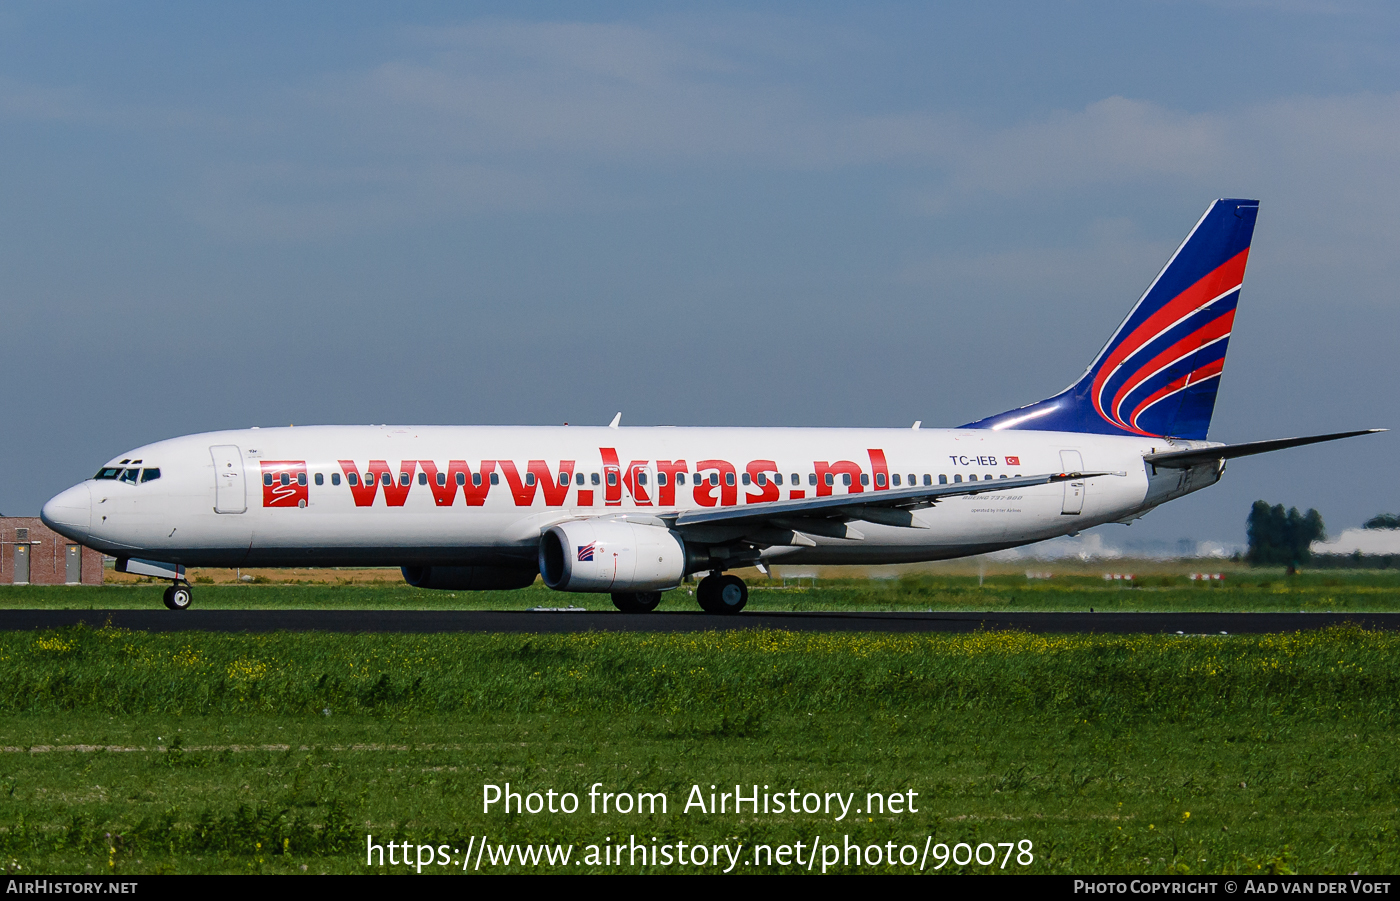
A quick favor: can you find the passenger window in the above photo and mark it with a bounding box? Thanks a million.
[576,472,585,486]
[473,473,482,486]
[725,472,735,487]
[141,468,161,483]
[710,473,719,486]
[824,473,834,486]
[591,473,600,486]
[418,472,428,486]
[791,473,800,485]
[842,473,852,486]
[860,473,869,486]
[399,472,410,486]
[297,472,307,486]
[379,473,390,486]
[456,472,465,486]
[437,472,447,486]
[607,472,617,486]
[559,472,568,487]
[969,474,977,482]
[742,473,751,486]
[525,472,536,487]
[677,473,686,485]
[263,473,274,486]
[875,473,885,487]
[954,474,962,483]
[314,473,324,486]
[348,473,359,486]
[893,474,901,486]
[120,469,139,484]
[923,474,932,486]
[490,473,499,485]
[999,474,1008,479]
[908,474,916,485]
[281,473,290,486]
[756,473,766,486]
[657,472,667,486]
[939,474,948,485]
[775,473,784,486]
[332,473,341,486]
[810,473,818,486]
[637,472,647,486]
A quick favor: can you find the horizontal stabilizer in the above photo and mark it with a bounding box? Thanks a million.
[1143,429,1384,468]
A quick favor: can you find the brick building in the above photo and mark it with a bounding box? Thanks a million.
[0,517,104,585]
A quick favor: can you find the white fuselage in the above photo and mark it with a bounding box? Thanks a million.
[40,425,1220,573]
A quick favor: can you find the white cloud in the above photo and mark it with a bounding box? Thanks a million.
[9,17,1400,247]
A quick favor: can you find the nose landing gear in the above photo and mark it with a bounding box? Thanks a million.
[116,558,192,611]
[162,582,193,611]
[696,573,748,614]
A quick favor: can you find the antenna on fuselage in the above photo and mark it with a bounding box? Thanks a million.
[608,412,621,429]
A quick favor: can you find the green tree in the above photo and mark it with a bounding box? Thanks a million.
[1247,501,1325,573]
[1363,513,1400,530]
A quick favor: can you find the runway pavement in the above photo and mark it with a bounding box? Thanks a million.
[0,609,1396,634]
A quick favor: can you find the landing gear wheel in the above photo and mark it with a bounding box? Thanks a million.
[611,591,662,613]
[162,583,192,611]
[696,574,747,615]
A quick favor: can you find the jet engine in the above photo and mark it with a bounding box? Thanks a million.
[539,520,686,592]
[400,565,538,591]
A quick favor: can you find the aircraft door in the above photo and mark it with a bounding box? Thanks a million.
[643,464,657,507]
[1059,449,1085,515]
[625,462,656,506]
[211,445,247,514]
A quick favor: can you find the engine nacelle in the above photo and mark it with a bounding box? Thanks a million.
[401,565,538,591]
[539,520,686,592]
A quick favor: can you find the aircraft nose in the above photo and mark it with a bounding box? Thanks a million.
[41,483,92,541]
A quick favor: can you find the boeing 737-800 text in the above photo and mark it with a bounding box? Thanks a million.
[40,199,1379,612]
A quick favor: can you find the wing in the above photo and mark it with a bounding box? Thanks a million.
[667,471,1111,544]
[1142,429,1383,469]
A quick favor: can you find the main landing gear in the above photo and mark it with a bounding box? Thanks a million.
[610,591,663,613]
[696,573,748,615]
[162,582,193,611]
[607,574,750,615]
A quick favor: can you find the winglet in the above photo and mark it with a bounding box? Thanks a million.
[608,412,621,429]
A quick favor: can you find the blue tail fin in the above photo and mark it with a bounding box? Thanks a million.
[961,198,1259,440]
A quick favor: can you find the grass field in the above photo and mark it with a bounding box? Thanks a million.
[7,564,1400,612]
[0,610,1397,874]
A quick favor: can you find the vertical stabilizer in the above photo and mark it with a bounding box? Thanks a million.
[961,198,1258,440]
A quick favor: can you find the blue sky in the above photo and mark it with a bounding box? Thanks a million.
[3,1,1399,547]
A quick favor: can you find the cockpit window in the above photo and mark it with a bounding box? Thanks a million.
[95,468,122,480]
[140,468,161,483]
[119,468,139,484]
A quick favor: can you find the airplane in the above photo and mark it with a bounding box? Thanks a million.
[40,198,1379,613]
